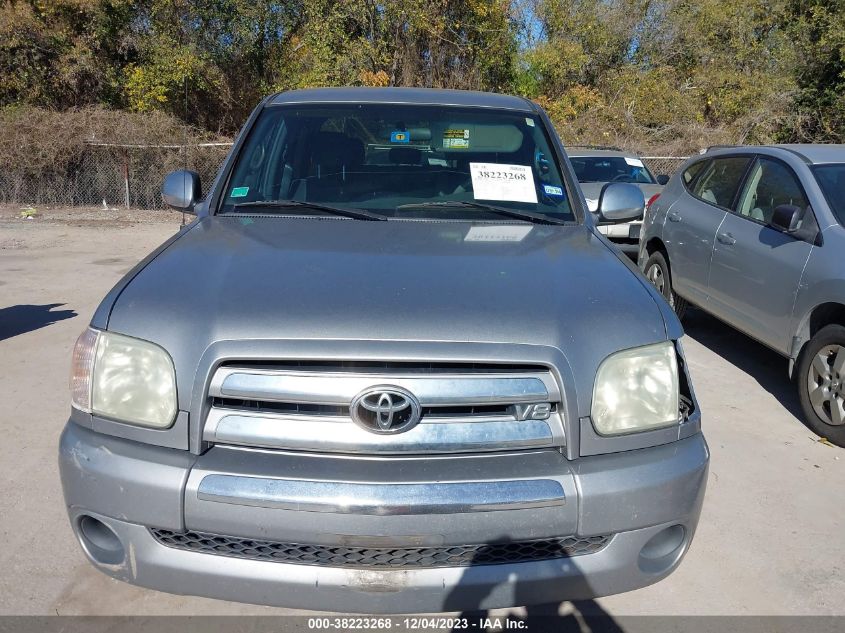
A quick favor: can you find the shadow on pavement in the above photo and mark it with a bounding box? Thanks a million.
[444,541,625,633]
[681,308,803,419]
[449,600,624,633]
[0,303,77,341]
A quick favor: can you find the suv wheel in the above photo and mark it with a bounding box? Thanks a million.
[643,251,687,320]
[797,325,845,447]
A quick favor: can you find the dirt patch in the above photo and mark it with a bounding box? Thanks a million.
[0,203,185,228]
[91,257,133,266]
[0,238,26,250]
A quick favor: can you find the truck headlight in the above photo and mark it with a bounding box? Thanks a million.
[70,328,177,428]
[591,341,679,435]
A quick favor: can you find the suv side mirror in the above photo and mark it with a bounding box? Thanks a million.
[594,182,645,224]
[162,170,202,213]
[656,174,670,185]
[770,204,803,233]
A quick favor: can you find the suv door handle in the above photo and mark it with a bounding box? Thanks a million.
[717,232,736,245]
[668,211,681,222]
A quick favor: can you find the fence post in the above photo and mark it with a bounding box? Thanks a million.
[122,151,130,209]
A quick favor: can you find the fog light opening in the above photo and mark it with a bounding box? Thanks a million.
[638,524,686,575]
[78,515,125,566]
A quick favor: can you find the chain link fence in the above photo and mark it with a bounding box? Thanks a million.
[0,142,232,210]
[0,144,691,210]
[642,156,691,179]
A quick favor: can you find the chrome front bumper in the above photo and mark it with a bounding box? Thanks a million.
[597,220,642,254]
[59,422,709,613]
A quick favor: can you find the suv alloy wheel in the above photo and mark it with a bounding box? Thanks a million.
[798,324,845,447]
[643,251,687,320]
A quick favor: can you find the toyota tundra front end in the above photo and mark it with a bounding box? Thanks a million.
[59,87,708,613]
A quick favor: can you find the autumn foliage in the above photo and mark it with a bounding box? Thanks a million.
[0,0,843,154]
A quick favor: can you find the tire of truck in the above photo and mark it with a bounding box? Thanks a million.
[643,251,687,321]
[797,324,845,448]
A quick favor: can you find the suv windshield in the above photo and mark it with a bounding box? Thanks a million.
[220,104,575,222]
[812,164,845,226]
[570,156,656,184]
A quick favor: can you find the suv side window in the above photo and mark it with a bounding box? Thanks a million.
[682,160,708,187]
[690,156,751,208]
[736,158,809,225]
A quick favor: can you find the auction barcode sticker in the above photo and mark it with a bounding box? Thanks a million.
[470,163,537,204]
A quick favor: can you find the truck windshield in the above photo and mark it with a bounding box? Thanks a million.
[570,156,656,184]
[219,104,575,222]
[812,164,845,226]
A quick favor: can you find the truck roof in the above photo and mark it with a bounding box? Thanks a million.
[269,87,536,112]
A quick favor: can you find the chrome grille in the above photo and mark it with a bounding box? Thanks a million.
[210,368,554,406]
[203,362,564,454]
[150,529,608,568]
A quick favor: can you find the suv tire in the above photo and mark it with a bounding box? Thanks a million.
[797,324,845,447]
[643,251,687,320]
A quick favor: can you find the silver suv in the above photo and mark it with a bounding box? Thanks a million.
[59,88,708,613]
[640,144,845,447]
[569,147,667,255]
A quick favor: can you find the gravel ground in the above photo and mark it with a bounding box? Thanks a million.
[0,203,185,229]
[0,207,842,618]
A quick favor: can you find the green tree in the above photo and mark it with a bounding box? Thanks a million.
[0,0,137,108]
[276,0,516,92]
[786,0,845,141]
[1,0,844,147]
[125,0,304,131]
[517,0,796,150]
[636,0,794,129]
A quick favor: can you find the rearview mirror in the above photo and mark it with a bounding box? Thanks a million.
[162,170,202,213]
[770,204,803,233]
[594,182,645,224]
[656,174,670,185]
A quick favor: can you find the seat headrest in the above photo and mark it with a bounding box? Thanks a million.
[311,132,365,171]
[388,147,423,165]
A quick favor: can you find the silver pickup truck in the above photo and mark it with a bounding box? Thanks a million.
[59,87,708,613]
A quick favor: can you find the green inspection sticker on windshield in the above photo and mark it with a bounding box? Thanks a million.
[230,186,249,198]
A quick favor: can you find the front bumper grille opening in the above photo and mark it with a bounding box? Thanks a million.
[150,529,610,568]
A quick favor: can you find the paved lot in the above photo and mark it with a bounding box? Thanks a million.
[0,208,843,617]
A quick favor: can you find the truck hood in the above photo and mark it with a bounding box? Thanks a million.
[106,217,669,411]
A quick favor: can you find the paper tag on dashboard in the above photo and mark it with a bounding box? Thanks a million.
[470,163,537,204]
[624,157,645,168]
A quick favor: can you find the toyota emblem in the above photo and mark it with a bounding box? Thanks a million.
[350,386,422,434]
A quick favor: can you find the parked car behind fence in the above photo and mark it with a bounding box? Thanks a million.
[568,147,669,255]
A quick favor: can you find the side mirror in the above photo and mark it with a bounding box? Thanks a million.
[656,174,670,185]
[594,182,645,224]
[162,170,202,212]
[770,204,803,233]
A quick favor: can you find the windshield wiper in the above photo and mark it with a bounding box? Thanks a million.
[232,200,387,221]
[396,201,570,225]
